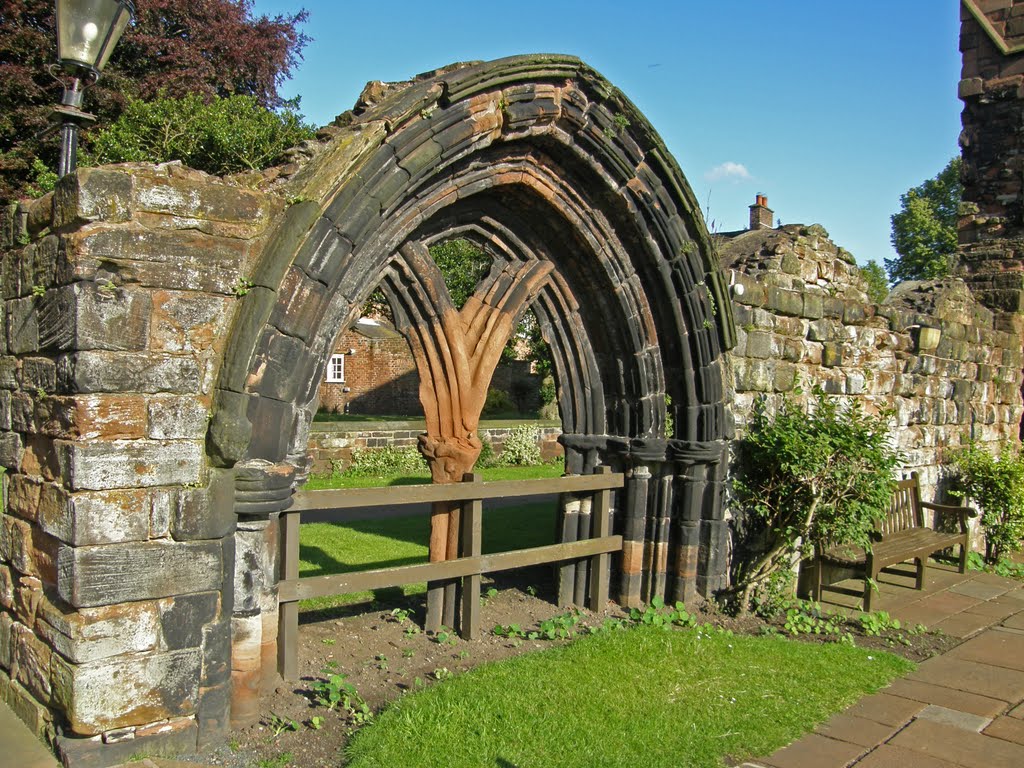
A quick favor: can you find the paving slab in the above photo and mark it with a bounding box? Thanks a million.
[930,611,994,638]
[813,713,900,747]
[983,715,1024,746]
[760,733,867,768]
[886,604,959,629]
[1008,701,1024,719]
[945,628,1024,670]
[961,602,1019,622]
[0,700,59,768]
[843,691,926,726]
[907,655,1024,702]
[916,704,992,731]
[949,580,1014,600]
[889,717,1024,768]
[913,590,983,615]
[852,744,959,768]
[883,678,1008,718]
[1002,611,1024,630]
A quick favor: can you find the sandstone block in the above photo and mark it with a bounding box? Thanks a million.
[6,474,41,522]
[59,439,204,491]
[7,297,38,354]
[7,677,54,741]
[37,283,152,352]
[159,592,220,651]
[39,486,150,546]
[0,357,17,390]
[52,168,133,229]
[37,395,147,441]
[66,226,250,295]
[57,351,201,395]
[134,174,269,224]
[37,597,160,664]
[0,565,12,608]
[147,396,209,440]
[20,357,56,392]
[58,539,222,608]
[0,608,11,668]
[51,648,201,735]
[12,620,52,703]
[150,291,231,354]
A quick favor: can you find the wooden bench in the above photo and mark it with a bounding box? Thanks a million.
[812,473,974,611]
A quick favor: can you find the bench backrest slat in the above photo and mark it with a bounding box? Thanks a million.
[882,474,923,536]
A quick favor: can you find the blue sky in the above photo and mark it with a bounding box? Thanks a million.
[252,1,963,269]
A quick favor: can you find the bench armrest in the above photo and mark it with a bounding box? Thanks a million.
[921,501,977,533]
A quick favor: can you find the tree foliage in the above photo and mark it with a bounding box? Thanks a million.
[0,0,309,202]
[859,260,889,304]
[950,442,1024,563]
[730,393,900,613]
[87,93,314,175]
[886,156,962,284]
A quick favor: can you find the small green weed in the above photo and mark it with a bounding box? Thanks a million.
[308,715,324,731]
[433,627,458,645]
[310,662,372,723]
[432,667,453,681]
[266,712,299,737]
[629,596,698,629]
[492,623,528,640]
[537,610,583,640]
[321,638,336,646]
[256,753,294,768]
[859,611,901,637]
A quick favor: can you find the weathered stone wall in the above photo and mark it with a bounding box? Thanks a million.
[721,223,1023,505]
[306,420,563,475]
[0,164,275,763]
[958,0,1024,323]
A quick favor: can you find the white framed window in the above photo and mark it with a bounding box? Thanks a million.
[326,353,345,383]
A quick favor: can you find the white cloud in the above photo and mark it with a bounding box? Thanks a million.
[704,161,752,183]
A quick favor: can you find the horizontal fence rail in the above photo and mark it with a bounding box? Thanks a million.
[277,467,624,680]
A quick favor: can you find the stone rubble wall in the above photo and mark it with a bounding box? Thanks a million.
[0,164,275,764]
[721,223,1023,507]
[306,421,564,475]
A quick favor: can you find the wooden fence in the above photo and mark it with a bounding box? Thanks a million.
[277,467,624,680]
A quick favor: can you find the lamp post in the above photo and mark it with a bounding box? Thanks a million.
[52,0,135,177]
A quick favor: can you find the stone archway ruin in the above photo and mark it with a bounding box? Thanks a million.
[209,56,737,703]
[0,54,736,762]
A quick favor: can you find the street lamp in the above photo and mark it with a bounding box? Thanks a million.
[52,0,135,177]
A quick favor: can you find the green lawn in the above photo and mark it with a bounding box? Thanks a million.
[299,501,556,611]
[344,624,913,768]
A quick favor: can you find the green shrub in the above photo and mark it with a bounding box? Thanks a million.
[476,434,498,469]
[498,426,542,467]
[481,387,516,417]
[347,446,427,477]
[86,93,315,175]
[730,392,900,613]
[950,442,1024,563]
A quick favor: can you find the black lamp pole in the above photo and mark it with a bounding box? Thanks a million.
[52,0,135,177]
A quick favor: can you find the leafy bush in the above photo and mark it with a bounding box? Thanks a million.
[86,93,315,175]
[497,426,542,467]
[730,392,900,613]
[950,442,1024,563]
[481,388,517,417]
[347,446,427,477]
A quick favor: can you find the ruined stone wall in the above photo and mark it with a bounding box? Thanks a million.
[306,421,563,475]
[721,224,1023,504]
[958,0,1024,322]
[0,165,275,763]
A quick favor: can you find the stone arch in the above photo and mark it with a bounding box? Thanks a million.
[208,55,736,703]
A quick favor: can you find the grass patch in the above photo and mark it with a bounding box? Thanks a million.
[345,625,913,768]
[299,502,556,611]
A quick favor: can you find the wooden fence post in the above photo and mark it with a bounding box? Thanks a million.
[278,509,300,680]
[589,466,612,612]
[460,473,483,640]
